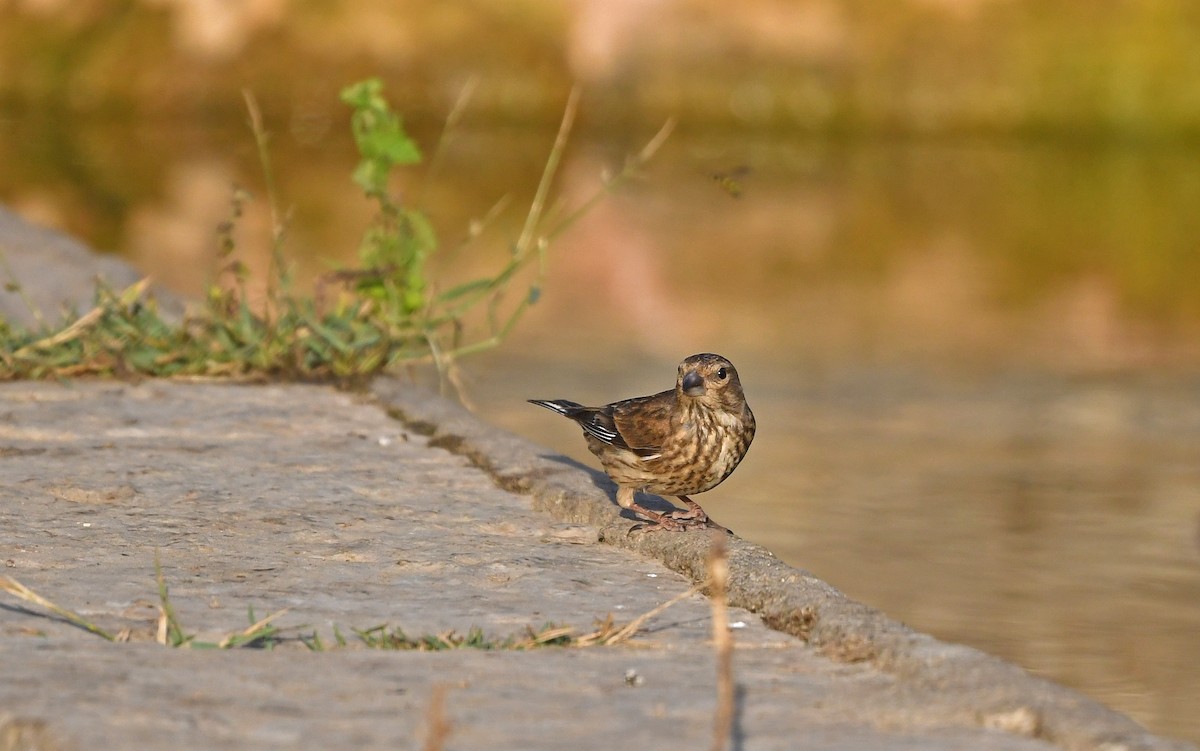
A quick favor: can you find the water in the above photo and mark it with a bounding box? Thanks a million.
[2,117,1198,742]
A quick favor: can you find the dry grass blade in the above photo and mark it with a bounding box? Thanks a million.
[525,625,576,646]
[419,75,479,211]
[12,278,151,357]
[708,532,734,751]
[349,577,711,652]
[154,549,189,646]
[515,86,579,258]
[242,89,283,238]
[540,116,675,246]
[421,685,452,751]
[574,579,710,647]
[155,606,169,646]
[4,321,54,362]
[217,608,290,648]
[0,575,116,642]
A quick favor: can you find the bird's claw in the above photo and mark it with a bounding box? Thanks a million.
[668,507,709,524]
[628,515,708,534]
[628,521,681,535]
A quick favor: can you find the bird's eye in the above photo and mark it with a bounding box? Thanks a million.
[716,367,728,380]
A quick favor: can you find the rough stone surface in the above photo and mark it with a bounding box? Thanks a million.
[0,380,1187,751]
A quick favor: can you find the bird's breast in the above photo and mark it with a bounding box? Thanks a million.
[642,405,751,494]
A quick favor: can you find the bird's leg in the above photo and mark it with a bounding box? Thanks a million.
[667,495,709,524]
[616,487,688,532]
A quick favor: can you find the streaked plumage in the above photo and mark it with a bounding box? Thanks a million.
[529,353,755,531]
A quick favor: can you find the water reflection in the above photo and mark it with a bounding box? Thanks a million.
[2,117,1199,742]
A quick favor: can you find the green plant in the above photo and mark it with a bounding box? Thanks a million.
[340,78,431,318]
[0,80,673,382]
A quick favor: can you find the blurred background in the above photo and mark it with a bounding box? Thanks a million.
[1,0,1198,742]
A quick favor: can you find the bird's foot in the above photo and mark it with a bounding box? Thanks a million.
[667,507,708,524]
[628,520,683,534]
[667,496,710,525]
[627,508,706,534]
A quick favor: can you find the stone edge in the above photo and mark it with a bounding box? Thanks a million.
[370,376,1195,751]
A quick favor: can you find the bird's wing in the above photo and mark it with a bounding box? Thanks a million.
[530,398,643,452]
[574,407,623,446]
[607,390,675,457]
[531,393,675,459]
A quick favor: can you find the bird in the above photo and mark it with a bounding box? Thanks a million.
[529,353,755,531]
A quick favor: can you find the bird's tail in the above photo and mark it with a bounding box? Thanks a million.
[527,399,586,417]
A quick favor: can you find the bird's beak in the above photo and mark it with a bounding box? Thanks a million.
[681,370,705,397]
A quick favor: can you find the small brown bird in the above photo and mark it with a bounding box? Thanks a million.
[529,353,755,531]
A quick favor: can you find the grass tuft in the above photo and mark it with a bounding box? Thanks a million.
[0,81,671,384]
[1,556,704,654]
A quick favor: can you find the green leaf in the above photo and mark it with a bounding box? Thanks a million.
[339,78,384,110]
[341,78,423,199]
[361,127,421,166]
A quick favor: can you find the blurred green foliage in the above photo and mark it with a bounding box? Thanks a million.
[0,79,672,381]
[341,78,434,316]
[0,79,579,380]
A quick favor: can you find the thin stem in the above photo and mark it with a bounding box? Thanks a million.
[515,86,580,260]
[0,575,117,642]
[419,75,480,211]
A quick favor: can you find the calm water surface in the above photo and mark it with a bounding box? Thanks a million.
[2,117,1198,742]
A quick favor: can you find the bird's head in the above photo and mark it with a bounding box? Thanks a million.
[676,353,746,411]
